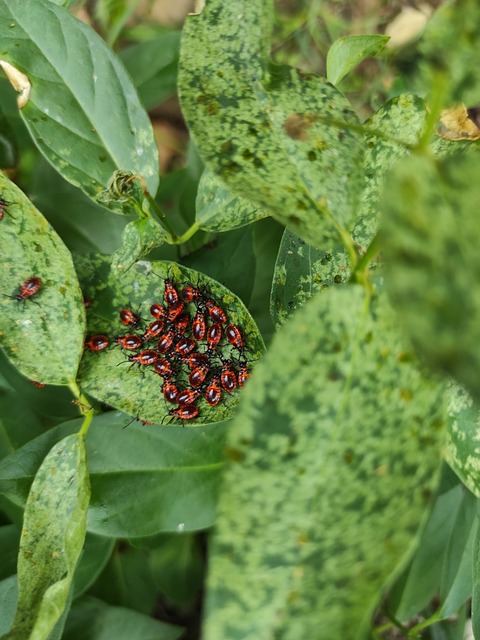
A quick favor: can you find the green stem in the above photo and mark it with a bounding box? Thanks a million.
[407,612,441,636]
[143,191,177,239]
[68,381,95,437]
[417,70,448,152]
[172,222,201,245]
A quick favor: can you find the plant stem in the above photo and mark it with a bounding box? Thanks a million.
[143,190,177,240]
[68,381,95,437]
[173,222,201,245]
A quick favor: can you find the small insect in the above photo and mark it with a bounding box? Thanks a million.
[189,364,209,387]
[164,278,179,306]
[192,310,206,341]
[5,276,42,305]
[182,284,203,304]
[142,319,164,341]
[114,334,143,350]
[205,377,222,406]
[153,358,174,378]
[177,388,201,406]
[123,415,154,429]
[29,380,46,388]
[220,361,237,393]
[119,307,141,328]
[206,323,223,352]
[84,335,109,351]
[162,380,179,403]
[150,303,166,320]
[127,349,158,366]
[169,405,199,421]
[0,197,14,221]
[237,362,251,387]
[225,323,245,353]
[157,330,175,355]
[183,351,209,370]
[205,299,227,324]
[167,300,185,323]
[175,337,196,358]
[174,313,190,336]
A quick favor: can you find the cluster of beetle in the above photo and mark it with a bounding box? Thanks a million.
[84,277,252,422]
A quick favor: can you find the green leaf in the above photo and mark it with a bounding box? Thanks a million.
[76,256,265,425]
[416,0,480,106]
[270,95,428,326]
[446,384,480,497]
[195,168,268,233]
[203,286,446,640]
[29,158,129,255]
[0,576,17,636]
[0,0,159,200]
[326,35,390,86]
[0,173,85,385]
[63,596,183,640]
[472,501,480,639]
[389,475,476,623]
[439,488,476,617]
[3,433,90,640]
[178,0,364,248]
[73,534,115,599]
[382,152,480,400]
[120,31,180,110]
[111,219,167,273]
[0,524,20,581]
[0,414,226,537]
[0,106,17,168]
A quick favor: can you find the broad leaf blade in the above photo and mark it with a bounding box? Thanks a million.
[77,256,265,425]
[0,414,226,537]
[0,0,159,200]
[0,173,85,385]
[63,597,183,640]
[4,433,90,640]
[204,286,446,640]
[271,95,427,326]
[196,168,268,233]
[382,152,480,399]
[179,0,364,248]
[446,384,480,497]
[326,35,389,86]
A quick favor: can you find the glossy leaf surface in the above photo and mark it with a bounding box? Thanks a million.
[0,0,159,200]
[4,433,90,639]
[179,0,364,248]
[0,173,85,385]
[0,413,226,537]
[204,286,446,640]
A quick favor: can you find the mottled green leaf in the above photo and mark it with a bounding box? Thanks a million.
[120,31,180,111]
[77,256,265,425]
[63,597,183,640]
[0,414,226,537]
[446,384,480,497]
[204,286,446,640]
[270,94,427,325]
[0,0,159,200]
[382,152,480,400]
[111,219,167,273]
[195,168,268,233]
[0,173,85,385]
[4,433,90,640]
[326,35,389,86]
[179,0,364,248]
[416,0,480,106]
